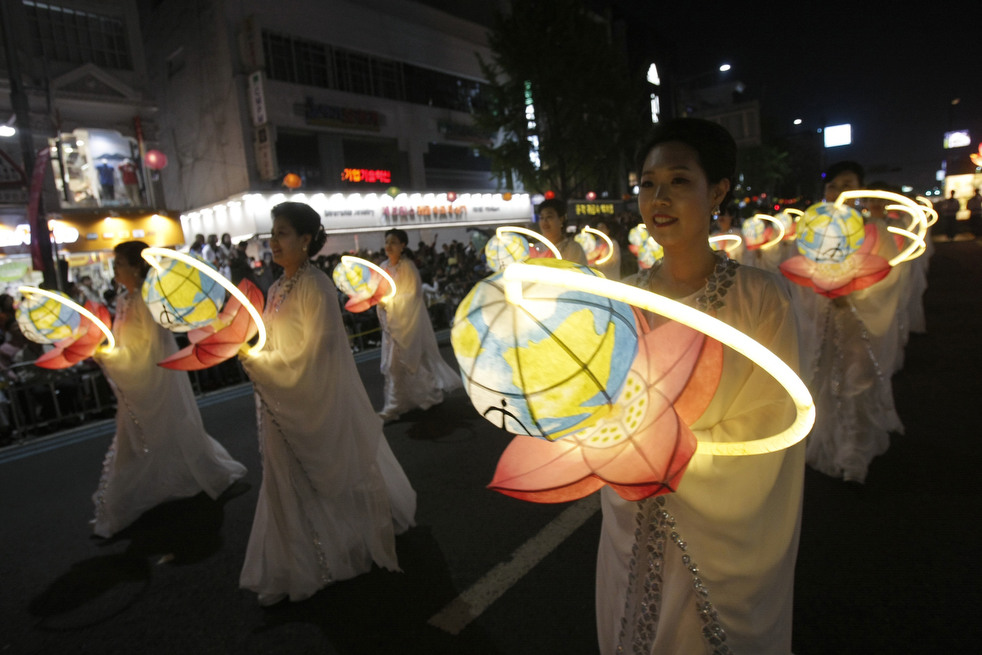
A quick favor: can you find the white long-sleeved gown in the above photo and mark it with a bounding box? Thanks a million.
[240,263,416,603]
[92,291,246,538]
[597,257,804,654]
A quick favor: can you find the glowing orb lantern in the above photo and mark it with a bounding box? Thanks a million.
[780,201,890,298]
[141,253,226,332]
[741,215,769,249]
[144,149,168,170]
[451,259,638,442]
[628,224,662,269]
[17,290,81,343]
[282,173,302,189]
[16,287,114,368]
[795,202,866,263]
[574,230,597,258]
[484,231,531,272]
[332,256,395,313]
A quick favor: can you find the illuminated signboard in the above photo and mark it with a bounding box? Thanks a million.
[944,130,971,149]
[823,124,852,148]
[341,168,392,184]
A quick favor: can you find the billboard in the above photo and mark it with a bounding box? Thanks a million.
[944,130,971,149]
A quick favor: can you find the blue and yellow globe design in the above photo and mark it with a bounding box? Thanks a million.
[741,215,768,247]
[776,210,797,240]
[574,230,597,257]
[332,258,376,298]
[451,258,638,441]
[141,254,225,332]
[16,291,81,344]
[485,232,531,272]
[628,223,649,248]
[637,236,663,269]
[796,202,865,263]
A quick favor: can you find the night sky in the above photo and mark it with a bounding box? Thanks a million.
[608,0,982,194]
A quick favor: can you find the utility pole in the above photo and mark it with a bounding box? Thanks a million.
[0,1,57,288]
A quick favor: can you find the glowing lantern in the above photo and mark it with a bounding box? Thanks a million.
[141,252,226,332]
[503,192,513,201]
[447,192,458,203]
[741,214,784,251]
[451,259,638,442]
[141,248,267,367]
[628,224,662,269]
[544,190,556,199]
[16,287,115,368]
[574,230,597,258]
[780,201,890,298]
[16,289,81,343]
[282,173,302,189]
[144,149,168,170]
[585,191,597,201]
[456,263,815,503]
[332,256,396,312]
[386,186,401,198]
[484,230,531,272]
[970,144,982,168]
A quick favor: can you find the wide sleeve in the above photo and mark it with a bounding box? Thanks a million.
[95,293,175,391]
[377,259,427,371]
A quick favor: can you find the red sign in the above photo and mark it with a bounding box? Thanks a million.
[341,168,391,184]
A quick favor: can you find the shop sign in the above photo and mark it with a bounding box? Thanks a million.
[299,97,381,131]
[568,201,625,217]
[248,70,268,127]
[254,124,277,181]
[341,168,391,184]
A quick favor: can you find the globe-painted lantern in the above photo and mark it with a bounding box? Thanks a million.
[16,290,81,344]
[796,202,866,263]
[484,231,531,272]
[451,258,638,442]
[142,254,226,332]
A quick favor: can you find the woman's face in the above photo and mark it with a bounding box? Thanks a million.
[112,256,140,292]
[538,208,564,244]
[269,216,310,270]
[384,234,406,260]
[637,141,729,248]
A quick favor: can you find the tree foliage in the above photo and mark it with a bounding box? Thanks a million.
[473,0,647,198]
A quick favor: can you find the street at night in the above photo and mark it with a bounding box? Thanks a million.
[2,238,981,655]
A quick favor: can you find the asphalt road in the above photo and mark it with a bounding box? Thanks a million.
[2,239,981,654]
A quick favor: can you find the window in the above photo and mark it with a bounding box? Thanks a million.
[23,1,132,70]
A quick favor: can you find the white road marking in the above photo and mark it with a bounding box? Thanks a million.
[427,494,601,635]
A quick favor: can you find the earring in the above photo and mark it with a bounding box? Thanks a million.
[712,205,721,220]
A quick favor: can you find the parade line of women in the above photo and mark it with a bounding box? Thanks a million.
[38,116,930,653]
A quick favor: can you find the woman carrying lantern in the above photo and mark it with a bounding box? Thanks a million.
[238,202,415,606]
[91,240,246,538]
[376,228,461,422]
[595,119,805,654]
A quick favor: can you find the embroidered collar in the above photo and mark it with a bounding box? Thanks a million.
[635,252,739,312]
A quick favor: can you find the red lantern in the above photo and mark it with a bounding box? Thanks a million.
[447,192,457,203]
[544,190,556,199]
[282,173,302,189]
[585,191,597,201]
[144,149,168,170]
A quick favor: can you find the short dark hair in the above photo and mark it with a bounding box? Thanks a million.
[271,202,327,256]
[114,240,151,280]
[822,160,865,186]
[536,198,567,218]
[636,118,736,207]
[384,228,409,245]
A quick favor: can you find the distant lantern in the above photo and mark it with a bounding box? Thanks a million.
[585,191,597,201]
[144,149,168,170]
[282,173,302,189]
[503,192,513,201]
[386,186,400,198]
[544,190,556,200]
[447,192,458,203]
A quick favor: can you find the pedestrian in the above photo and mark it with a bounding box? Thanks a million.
[376,228,462,422]
[238,202,415,606]
[967,188,981,238]
[596,118,804,654]
[91,240,246,538]
[940,190,961,240]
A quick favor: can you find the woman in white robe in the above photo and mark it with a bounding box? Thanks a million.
[597,119,804,654]
[91,241,246,538]
[377,229,461,422]
[239,203,416,606]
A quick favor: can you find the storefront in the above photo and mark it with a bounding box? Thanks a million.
[181,190,534,254]
[48,128,151,210]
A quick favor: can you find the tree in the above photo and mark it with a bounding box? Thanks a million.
[473,0,647,199]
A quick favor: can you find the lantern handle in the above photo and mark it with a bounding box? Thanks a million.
[834,189,929,266]
[582,227,614,266]
[496,226,562,259]
[340,255,397,303]
[749,213,786,250]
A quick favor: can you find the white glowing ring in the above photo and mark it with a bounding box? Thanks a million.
[708,234,743,253]
[915,196,939,227]
[751,213,786,250]
[582,227,614,265]
[18,285,115,352]
[141,247,266,356]
[496,226,562,259]
[501,263,815,456]
[887,226,927,263]
[783,208,804,220]
[834,190,928,267]
[341,255,397,303]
